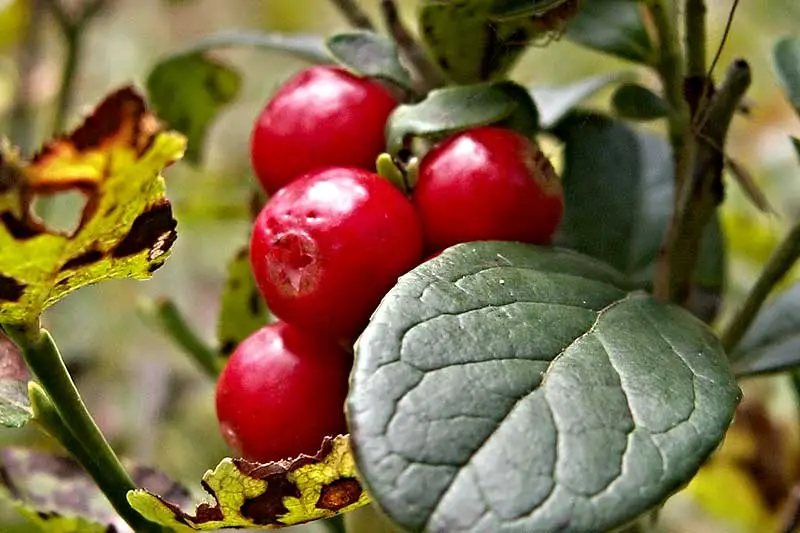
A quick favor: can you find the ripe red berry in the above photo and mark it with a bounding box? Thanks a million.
[215,321,351,463]
[250,167,423,340]
[250,66,398,194]
[413,126,564,252]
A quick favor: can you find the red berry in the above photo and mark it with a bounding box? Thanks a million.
[215,321,351,463]
[250,66,398,194]
[250,167,423,340]
[413,126,564,252]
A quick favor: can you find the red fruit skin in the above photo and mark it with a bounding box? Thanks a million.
[250,167,423,340]
[215,321,351,463]
[413,126,565,253]
[250,66,398,194]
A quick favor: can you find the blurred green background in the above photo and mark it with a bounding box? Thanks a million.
[0,0,799,531]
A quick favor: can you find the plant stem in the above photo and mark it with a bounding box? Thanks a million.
[684,0,706,78]
[721,220,800,354]
[380,0,445,93]
[330,0,375,30]
[139,298,222,379]
[5,325,163,533]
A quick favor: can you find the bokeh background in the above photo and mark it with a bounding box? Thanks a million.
[0,0,799,531]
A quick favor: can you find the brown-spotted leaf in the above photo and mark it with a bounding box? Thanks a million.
[0,86,187,325]
[128,435,369,529]
[0,332,31,427]
[0,447,193,533]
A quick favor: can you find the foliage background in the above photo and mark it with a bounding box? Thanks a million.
[0,0,798,531]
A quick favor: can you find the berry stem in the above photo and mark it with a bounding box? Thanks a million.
[139,297,223,379]
[4,324,165,532]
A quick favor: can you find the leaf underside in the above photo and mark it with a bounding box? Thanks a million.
[0,333,31,428]
[129,435,370,530]
[348,242,740,532]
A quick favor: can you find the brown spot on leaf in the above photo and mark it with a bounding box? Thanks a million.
[248,290,263,316]
[238,462,300,525]
[1,212,44,240]
[60,249,104,271]
[316,478,362,511]
[0,275,25,302]
[220,340,236,356]
[111,201,177,259]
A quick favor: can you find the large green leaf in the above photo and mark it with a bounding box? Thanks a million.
[326,31,412,91]
[731,282,800,376]
[385,81,538,156]
[565,0,656,65]
[773,36,800,116]
[146,53,240,165]
[0,333,31,428]
[611,83,669,121]
[553,112,725,300]
[348,241,740,532]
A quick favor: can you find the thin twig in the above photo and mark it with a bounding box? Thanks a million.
[685,0,707,78]
[380,0,446,93]
[657,60,751,304]
[330,0,375,30]
[721,219,800,353]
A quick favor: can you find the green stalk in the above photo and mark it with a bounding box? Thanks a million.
[5,325,164,533]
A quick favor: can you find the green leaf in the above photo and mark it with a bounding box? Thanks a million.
[173,29,330,64]
[731,282,800,377]
[773,36,800,116]
[217,244,270,357]
[129,435,370,530]
[385,81,538,156]
[553,113,725,299]
[348,241,740,533]
[0,87,185,325]
[530,73,625,129]
[0,333,31,428]
[611,83,669,120]
[146,53,240,165]
[565,0,656,64]
[418,0,576,83]
[326,31,412,90]
[0,447,192,533]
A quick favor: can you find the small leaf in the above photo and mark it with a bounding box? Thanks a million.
[611,83,669,120]
[725,157,773,213]
[326,31,412,90]
[731,282,800,376]
[385,81,538,156]
[0,447,192,533]
[530,73,625,129]
[146,53,240,165]
[418,0,578,83]
[129,435,370,530]
[348,241,740,533]
[0,333,31,428]
[217,244,270,357]
[0,87,185,325]
[773,36,800,116]
[565,0,656,64]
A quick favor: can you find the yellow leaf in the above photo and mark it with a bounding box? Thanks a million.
[128,435,370,530]
[0,86,186,325]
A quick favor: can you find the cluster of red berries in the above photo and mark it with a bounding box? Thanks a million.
[215,65,565,463]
